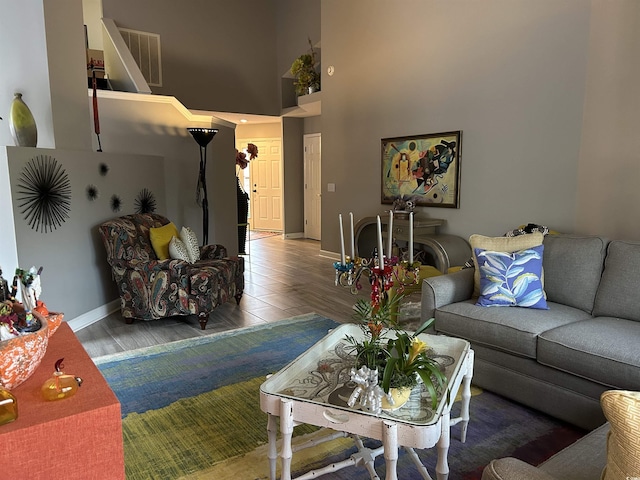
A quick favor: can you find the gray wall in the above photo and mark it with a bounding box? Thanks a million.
[304,115,321,135]
[320,0,592,255]
[92,95,238,254]
[0,0,238,323]
[7,146,166,320]
[282,117,305,235]
[575,1,640,240]
[102,0,281,116]
[0,0,92,151]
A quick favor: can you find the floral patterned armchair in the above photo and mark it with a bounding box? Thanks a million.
[98,213,243,329]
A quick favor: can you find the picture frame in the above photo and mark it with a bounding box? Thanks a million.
[381,130,462,208]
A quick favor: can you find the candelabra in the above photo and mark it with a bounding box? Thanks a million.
[333,253,421,307]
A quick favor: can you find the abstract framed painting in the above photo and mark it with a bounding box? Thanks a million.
[381,130,462,208]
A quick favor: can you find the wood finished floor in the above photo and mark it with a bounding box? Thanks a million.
[76,235,371,359]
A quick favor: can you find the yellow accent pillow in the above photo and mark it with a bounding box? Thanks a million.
[469,232,544,298]
[149,222,180,260]
[601,390,640,479]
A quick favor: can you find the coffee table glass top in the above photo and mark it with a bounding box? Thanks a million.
[261,323,470,426]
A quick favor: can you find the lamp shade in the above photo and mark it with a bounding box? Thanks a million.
[187,127,218,147]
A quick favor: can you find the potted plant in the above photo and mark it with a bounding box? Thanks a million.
[381,318,446,409]
[346,295,446,410]
[290,39,320,96]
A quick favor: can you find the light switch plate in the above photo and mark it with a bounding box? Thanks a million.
[327,183,336,192]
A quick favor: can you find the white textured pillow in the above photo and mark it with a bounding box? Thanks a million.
[169,236,191,262]
[180,226,200,263]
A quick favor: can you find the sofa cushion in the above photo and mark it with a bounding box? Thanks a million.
[538,422,608,479]
[601,390,640,480]
[470,233,544,298]
[475,245,548,310]
[435,301,591,358]
[542,235,607,313]
[482,457,557,480]
[538,318,640,389]
[593,240,640,322]
[149,222,180,260]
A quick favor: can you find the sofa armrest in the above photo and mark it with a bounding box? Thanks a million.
[421,267,474,320]
[482,458,558,480]
[200,244,228,260]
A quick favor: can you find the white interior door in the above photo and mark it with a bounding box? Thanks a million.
[304,134,321,240]
[238,138,283,232]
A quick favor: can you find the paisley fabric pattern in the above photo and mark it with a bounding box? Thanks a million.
[99,213,244,322]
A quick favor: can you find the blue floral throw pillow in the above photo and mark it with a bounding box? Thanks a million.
[475,244,548,309]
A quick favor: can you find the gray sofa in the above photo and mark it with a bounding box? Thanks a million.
[421,234,640,430]
[482,422,608,480]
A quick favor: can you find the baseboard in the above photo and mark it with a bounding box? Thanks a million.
[320,249,340,260]
[284,232,304,239]
[67,299,121,332]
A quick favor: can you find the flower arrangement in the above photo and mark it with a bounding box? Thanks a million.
[346,294,446,409]
[381,322,446,403]
[236,143,258,170]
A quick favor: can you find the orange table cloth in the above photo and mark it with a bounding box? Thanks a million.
[0,323,125,479]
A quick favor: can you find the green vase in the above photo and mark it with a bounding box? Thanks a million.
[9,92,37,147]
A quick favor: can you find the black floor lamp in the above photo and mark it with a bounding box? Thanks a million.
[187,127,218,245]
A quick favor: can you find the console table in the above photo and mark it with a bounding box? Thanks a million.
[354,215,471,272]
[0,323,125,479]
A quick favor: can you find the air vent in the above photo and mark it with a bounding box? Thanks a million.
[118,27,162,87]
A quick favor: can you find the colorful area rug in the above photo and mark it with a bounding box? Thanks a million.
[95,314,585,479]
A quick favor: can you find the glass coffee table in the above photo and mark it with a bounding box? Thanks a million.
[260,324,474,480]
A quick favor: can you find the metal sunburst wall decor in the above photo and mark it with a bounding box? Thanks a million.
[110,194,122,212]
[134,188,157,214]
[17,155,71,233]
[86,184,99,201]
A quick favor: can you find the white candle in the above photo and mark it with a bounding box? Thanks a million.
[339,214,346,265]
[409,212,414,264]
[387,210,394,260]
[377,215,384,268]
[349,212,355,260]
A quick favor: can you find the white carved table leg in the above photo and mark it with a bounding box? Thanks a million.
[383,420,399,480]
[267,413,278,480]
[436,412,450,480]
[460,349,474,443]
[280,400,294,480]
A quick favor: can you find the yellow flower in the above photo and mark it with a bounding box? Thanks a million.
[408,337,428,364]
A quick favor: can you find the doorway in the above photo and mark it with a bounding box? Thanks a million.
[237,137,283,232]
[304,133,321,240]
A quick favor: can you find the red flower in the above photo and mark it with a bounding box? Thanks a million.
[247,143,258,160]
[236,143,259,169]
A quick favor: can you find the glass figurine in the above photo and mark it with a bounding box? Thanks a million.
[0,387,18,425]
[41,358,83,401]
